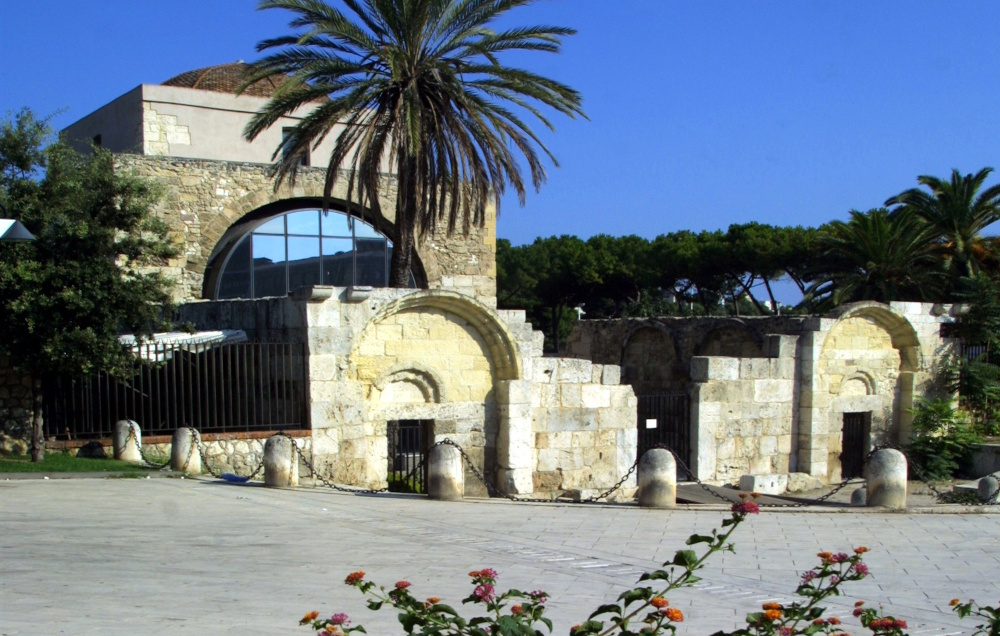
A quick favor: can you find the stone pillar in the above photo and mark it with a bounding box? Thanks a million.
[264,435,299,488]
[113,420,143,464]
[866,449,906,509]
[496,380,534,495]
[978,475,1000,504]
[171,428,201,474]
[427,444,464,501]
[637,448,676,509]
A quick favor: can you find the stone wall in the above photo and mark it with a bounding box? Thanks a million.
[530,357,637,497]
[690,335,797,483]
[0,356,31,454]
[117,155,497,305]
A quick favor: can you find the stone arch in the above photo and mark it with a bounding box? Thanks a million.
[618,323,680,393]
[695,320,764,357]
[373,363,447,404]
[818,302,921,481]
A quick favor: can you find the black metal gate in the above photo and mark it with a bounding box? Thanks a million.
[43,340,308,440]
[841,411,870,479]
[637,393,690,467]
[387,420,431,493]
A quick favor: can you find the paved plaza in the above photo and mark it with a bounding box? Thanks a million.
[1,477,998,636]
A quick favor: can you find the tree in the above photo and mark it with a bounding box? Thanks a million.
[243,0,585,287]
[0,109,176,461]
[801,208,946,311]
[886,168,1000,282]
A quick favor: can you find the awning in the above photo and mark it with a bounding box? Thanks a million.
[119,330,248,362]
[0,219,35,241]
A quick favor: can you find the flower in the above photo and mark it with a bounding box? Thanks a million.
[345,571,365,585]
[651,597,669,608]
[812,619,827,626]
[778,628,792,636]
[511,604,524,615]
[762,602,782,611]
[300,611,320,625]
[832,552,850,563]
[426,597,441,605]
[394,581,411,590]
[480,568,498,579]
[328,613,350,626]
[764,609,783,621]
[829,617,842,625]
[830,575,841,585]
[817,552,833,560]
[530,590,548,603]
[801,571,818,583]
[855,601,866,608]
[473,584,496,602]
[853,562,869,576]
[949,599,961,606]
[731,500,760,515]
[853,608,865,617]
[751,492,762,499]
[665,608,683,622]
[854,546,870,554]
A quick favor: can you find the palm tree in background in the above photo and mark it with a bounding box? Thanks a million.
[802,208,946,311]
[242,0,585,286]
[886,168,1000,281]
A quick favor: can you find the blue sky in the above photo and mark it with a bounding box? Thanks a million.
[3,1,999,256]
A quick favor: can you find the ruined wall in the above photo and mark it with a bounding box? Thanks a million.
[118,155,497,305]
[689,335,798,484]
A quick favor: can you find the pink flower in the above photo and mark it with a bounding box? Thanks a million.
[853,562,869,576]
[779,628,793,636]
[801,571,817,583]
[394,581,411,590]
[731,500,760,515]
[473,584,496,602]
[479,568,498,579]
[530,590,547,603]
[328,613,350,626]
[832,553,850,563]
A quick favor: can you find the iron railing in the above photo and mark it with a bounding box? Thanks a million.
[637,392,691,466]
[43,340,308,440]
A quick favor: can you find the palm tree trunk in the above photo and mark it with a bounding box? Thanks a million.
[389,156,418,287]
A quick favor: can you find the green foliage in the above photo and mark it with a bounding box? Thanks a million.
[906,398,982,480]
[944,273,1000,433]
[244,0,585,287]
[0,108,177,459]
[0,451,156,473]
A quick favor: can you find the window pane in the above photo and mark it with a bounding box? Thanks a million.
[286,210,319,236]
[321,211,351,237]
[217,238,251,299]
[354,219,382,238]
[255,216,285,235]
[287,236,321,292]
[355,238,388,286]
[322,237,354,286]
[253,234,287,297]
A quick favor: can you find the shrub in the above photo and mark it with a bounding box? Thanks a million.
[907,397,982,480]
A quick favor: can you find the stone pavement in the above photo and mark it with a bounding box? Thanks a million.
[1,477,997,636]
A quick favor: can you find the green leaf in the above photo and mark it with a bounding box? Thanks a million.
[589,604,623,619]
[366,600,384,611]
[617,588,652,605]
[639,570,670,581]
[685,534,715,545]
[672,549,698,568]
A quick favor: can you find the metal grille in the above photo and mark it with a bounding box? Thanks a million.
[637,393,690,465]
[387,420,429,493]
[841,411,870,479]
[43,341,308,440]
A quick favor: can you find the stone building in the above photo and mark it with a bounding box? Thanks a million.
[564,301,959,485]
[3,63,638,497]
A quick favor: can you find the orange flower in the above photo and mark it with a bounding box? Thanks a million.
[511,604,524,615]
[828,617,842,625]
[817,552,833,560]
[300,611,320,625]
[854,546,870,554]
[950,599,961,606]
[764,609,783,621]
[751,492,762,499]
[762,602,782,611]
[651,597,669,609]
[345,571,365,585]
[854,601,865,608]
[426,597,441,605]
[665,608,684,622]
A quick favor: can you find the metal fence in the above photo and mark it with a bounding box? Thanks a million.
[636,392,691,466]
[43,341,308,440]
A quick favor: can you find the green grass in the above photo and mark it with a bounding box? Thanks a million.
[0,452,157,474]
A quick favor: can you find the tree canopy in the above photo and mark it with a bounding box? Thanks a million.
[0,109,176,460]
[243,0,585,287]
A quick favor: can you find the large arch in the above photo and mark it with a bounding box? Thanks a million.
[619,323,680,394]
[695,320,765,358]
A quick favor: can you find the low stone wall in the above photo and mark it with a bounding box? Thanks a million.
[970,444,1000,478]
[0,356,31,454]
[531,357,637,497]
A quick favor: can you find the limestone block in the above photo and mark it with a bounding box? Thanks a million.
[759,436,779,457]
[764,334,798,359]
[738,474,788,495]
[570,431,597,449]
[499,466,533,494]
[601,365,621,385]
[581,384,611,409]
[691,356,740,382]
[264,435,299,488]
[717,438,736,460]
[557,358,592,384]
[740,358,771,379]
[535,383,558,409]
[753,379,793,403]
[638,449,676,508]
[866,448,907,509]
[560,384,583,408]
[113,420,143,464]
[427,444,464,501]
[547,431,573,449]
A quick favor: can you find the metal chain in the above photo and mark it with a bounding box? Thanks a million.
[126,422,170,469]
[281,433,389,495]
[190,429,226,479]
[871,444,1000,507]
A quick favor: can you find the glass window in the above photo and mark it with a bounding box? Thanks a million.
[215,207,406,299]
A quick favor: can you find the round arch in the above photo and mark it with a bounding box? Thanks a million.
[694,319,765,357]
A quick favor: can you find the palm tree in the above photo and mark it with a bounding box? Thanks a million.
[801,208,946,311]
[242,0,585,286]
[885,168,1000,280]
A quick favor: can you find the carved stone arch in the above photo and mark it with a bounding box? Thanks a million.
[694,319,765,357]
[373,363,447,404]
[618,321,680,393]
[823,302,921,372]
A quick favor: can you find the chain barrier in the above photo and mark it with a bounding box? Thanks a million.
[279,432,390,495]
[126,422,170,469]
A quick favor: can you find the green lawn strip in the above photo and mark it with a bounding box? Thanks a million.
[0,452,156,473]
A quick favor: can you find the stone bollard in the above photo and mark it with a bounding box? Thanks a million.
[171,428,201,474]
[637,448,676,508]
[113,420,143,464]
[427,444,463,501]
[978,475,1000,504]
[850,486,867,506]
[264,435,299,488]
[866,448,907,509]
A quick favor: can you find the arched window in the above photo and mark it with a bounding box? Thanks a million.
[215,208,406,299]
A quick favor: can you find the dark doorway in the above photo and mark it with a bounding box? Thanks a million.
[637,393,691,470]
[840,412,870,479]
[387,419,432,493]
